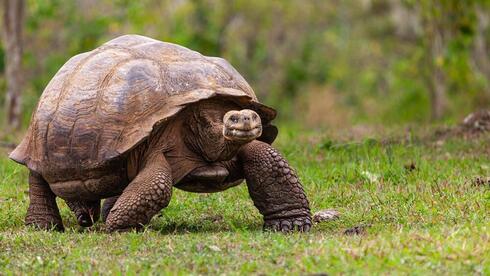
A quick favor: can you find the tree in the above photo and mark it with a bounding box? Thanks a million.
[419,0,448,120]
[2,0,25,129]
[417,0,486,120]
[473,6,490,88]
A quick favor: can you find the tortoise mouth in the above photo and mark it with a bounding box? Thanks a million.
[223,126,262,142]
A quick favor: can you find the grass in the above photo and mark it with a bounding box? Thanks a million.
[0,126,489,275]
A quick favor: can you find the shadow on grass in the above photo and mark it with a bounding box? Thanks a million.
[149,219,263,235]
[60,218,263,235]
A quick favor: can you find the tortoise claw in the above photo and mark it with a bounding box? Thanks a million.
[25,220,65,232]
[264,216,312,233]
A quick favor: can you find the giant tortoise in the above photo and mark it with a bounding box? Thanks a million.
[10,35,311,232]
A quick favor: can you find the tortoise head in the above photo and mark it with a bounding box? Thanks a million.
[183,99,262,162]
[223,109,262,142]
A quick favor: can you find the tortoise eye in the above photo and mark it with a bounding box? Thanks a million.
[252,113,258,120]
[230,115,239,123]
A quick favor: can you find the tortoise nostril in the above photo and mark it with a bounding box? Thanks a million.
[243,116,250,122]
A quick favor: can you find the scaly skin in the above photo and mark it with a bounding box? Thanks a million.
[25,171,64,231]
[66,200,100,227]
[105,153,172,232]
[240,140,312,232]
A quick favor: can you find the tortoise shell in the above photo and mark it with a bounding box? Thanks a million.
[10,35,276,174]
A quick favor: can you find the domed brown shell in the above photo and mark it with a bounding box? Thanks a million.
[10,35,276,174]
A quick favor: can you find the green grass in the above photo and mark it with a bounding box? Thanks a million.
[0,128,489,275]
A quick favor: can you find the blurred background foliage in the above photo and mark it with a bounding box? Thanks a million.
[0,0,489,132]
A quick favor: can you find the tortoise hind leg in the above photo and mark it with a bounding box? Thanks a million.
[25,171,64,231]
[66,200,100,227]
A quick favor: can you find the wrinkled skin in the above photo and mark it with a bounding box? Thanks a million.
[25,99,311,232]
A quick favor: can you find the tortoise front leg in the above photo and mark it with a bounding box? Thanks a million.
[25,171,64,231]
[105,153,172,232]
[239,141,312,232]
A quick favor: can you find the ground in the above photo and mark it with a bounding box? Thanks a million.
[0,126,489,274]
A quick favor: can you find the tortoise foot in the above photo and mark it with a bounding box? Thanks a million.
[76,213,94,227]
[66,200,100,227]
[25,217,64,232]
[264,215,312,233]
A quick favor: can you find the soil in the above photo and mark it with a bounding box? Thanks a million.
[435,109,490,140]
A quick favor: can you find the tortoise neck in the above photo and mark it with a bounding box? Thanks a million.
[182,106,247,163]
[145,116,206,184]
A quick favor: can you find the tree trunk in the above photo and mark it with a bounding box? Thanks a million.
[2,0,25,129]
[429,27,447,120]
[421,1,448,121]
[473,7,490,89]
